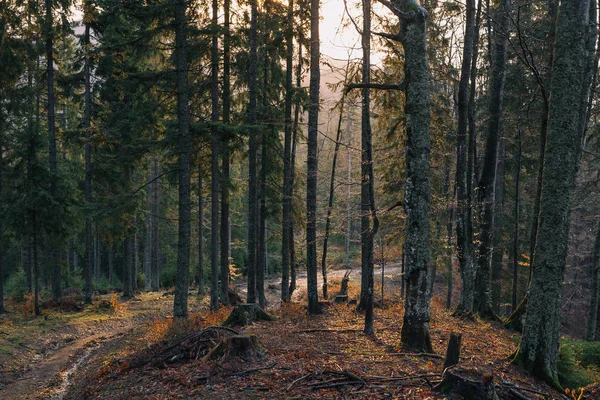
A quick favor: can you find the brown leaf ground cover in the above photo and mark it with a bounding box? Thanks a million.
[62,287,567,400]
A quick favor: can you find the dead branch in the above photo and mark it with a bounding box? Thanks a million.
[286,374,311,391]
[294,328,360,333]
[226,362,277,377]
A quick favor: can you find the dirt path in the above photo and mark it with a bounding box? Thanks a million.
[0,329,130,400]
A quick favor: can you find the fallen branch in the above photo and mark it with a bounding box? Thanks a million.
[226,362,277,377]
[387,352,444,359]
[286,374,311,391]
[294,328,359,333]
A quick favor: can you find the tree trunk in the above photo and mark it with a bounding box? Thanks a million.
[198,168,205,296]
[358,0,377,315]
[455,0,476,315]
[586,223,600,341]
[46,0,61,302]
[247,0,259,304]
[491,138,505,313]
[444,157,454,309]
[122,236,133,298]
[144,159,152,290]
[321,82,348,301]
[511,127,522,312]
[306,0,321,314]
[281,0,294,302]
[514,0,590,385]
[152,158,160,290]
[32,212,40,316]
[0,141,5,313]
[108,247,114,286]
[209,0,220,312]
[474,0,509,319]
[173,0,191,319]
[220,0,231,306]
[395,0,433,352]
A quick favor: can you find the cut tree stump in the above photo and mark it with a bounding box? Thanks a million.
[434,367,499,400]
[222,303,275,327]
[443,332,462,371]
[227,287,242,306]
[334,295,348,304]
[204,334,263,362]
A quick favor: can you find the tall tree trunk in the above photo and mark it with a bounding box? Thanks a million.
[444,157,454,309]
[511,127,522,312]
[45,0,61,301]
[220,0,231,306]
[346,102,353,269]
[586,222,600,341]
[474,0,509,319]
[396,0,433,352]
[256,44,268,309]
[144,159,152,290]
[321,70,349,300]
[247,0,259,304]
[281,0,294,302]
[358,0,377,319]
[306,0,321,314]
[288,35,302,299]
[455,0,476,314]
[198,168,205,296]
[514,0,590,385]
[491,138,505,312]
[209,0,220,311]
[358,0,376,335]
[152,158,160,290]
[32,212,40,316]
[468,0,482,188]
[122,236,133,298]
[108,247,114,286]
[83,3,93,304]
[0,141,5,313]
[173,0,191,319]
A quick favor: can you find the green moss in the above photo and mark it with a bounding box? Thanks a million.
[558,338,600,390]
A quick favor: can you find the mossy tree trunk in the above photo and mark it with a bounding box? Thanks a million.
[381,0,433,352]
[514,0,590,385]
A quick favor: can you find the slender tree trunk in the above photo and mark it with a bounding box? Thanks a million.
[455,0,476,314]
[511,127,522,312]
[144,159,152,290]
[306,0,321,314]
[173,0,191,319]
[152,158,160,290]
[397,1,433,352]
[444,157,454,309]
[45,0,61,301]
[321,81,348,300]
[514,0,590,385]
[288,37,302,299]
[32,212,40,316]
[0,142,5,313]
[468,0,482,188]
[220,0,231,306]
[209,0,220,311]
[474,0,509,319]
[586,222,600,341]
[358,0,376,318]
[281,0,294,302]
[346,102,353,269]
[198,169,205,296]
[490,138,505,312]
[247,0,259,304]
[83,8,93,303]
[108,247,114,286]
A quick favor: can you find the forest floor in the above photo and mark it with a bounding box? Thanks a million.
[0,266,596,399]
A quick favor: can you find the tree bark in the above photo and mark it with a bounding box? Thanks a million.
[455,0,476,315]
[491,138,505,313]
[220,0,232,306]
[514,0,590,385]
[83,3,93,304]
[122,236,133,298]
[474,0,509,319]
[209,0,220,312]
[511,127,522,312]
[152,158,160,290]
[389,0,433,352]
[281,0,294,302]
[198,169,205,296]
[173,0,191,319]
[144,159,152,290]
[0,141,5,313]
[306,0,321,314]
[358,0,377,315]
[247,0,259,304]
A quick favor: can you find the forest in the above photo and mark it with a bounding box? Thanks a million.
[0,0,600,398]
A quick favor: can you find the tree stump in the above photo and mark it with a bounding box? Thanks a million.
[227,287,242,306]
[204,334,263,362]
[338,270,351,296]
[222,303,275,327]
[434,367,498,400]
[334,294,348,304]
[443,332,462,371]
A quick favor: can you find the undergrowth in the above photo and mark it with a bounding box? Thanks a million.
[559,338,600,391]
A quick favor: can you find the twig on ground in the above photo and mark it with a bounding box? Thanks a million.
[226,362,277,377]
[287,374,310,391]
